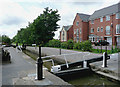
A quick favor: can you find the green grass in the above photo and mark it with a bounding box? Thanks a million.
[48,46,119,54]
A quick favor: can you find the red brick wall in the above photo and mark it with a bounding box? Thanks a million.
[73,13,89,42]
[67,25,73,40]
[82,22,89,41]
[89,14,120,45]
[60,31,61,41]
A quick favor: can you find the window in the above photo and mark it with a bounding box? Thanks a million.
[80,28,82,34]
[106,26,110,35]
[76,29,79,36]
[101,27,103,32]
[76,21,79,26]
[116,13,120,19]
[91,28,94,33]
[62,31,64,36]
[116,24,120,34]
[106,15,110,21]
[91,20,94,24]
[89,37,92,41]
[63,37,64,41]
[97,27,100,32]
[100,17,103,22]
[77,36,79,42]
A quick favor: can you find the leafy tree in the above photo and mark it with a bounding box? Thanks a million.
[32,7,60,45]
[13,7,60,45]
[0,35,2,43]
[2,35,11,45]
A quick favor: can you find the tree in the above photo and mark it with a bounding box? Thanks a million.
[2,35,11,45]
[13,7,60,45]
[32,7,60,45]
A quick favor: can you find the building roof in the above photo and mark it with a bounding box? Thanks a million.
[62,25,72,31]
[89,2,120,20]
[77,13,90,22]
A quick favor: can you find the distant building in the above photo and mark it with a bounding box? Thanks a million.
[89,2,120,46]
[60,2,120,46]
[60,25,73,42]
[73,13,90,42]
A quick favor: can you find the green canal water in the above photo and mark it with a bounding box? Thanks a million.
[23,50,120,86]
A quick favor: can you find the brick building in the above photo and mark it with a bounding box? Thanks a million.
[73,13,90,42]
[60,3,120,46]
[89,3,120,46]
[60,25,73,42]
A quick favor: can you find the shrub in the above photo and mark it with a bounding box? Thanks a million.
[111,46,114,53]
[48,39,61,48]
[82,40,92,51]
[74,42,80,49]
[61,42,68,49]
[74,42,83,50]
[67,40,74,49]
[114,45,118,53]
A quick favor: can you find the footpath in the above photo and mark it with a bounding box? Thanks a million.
[2,47,72,86]
[26,47,120,82]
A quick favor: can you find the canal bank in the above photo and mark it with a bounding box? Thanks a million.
[3,47,71,86]
[90,53,120,82]
[25,47,120,85]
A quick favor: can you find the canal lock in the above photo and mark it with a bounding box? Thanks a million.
[23,49,120,86]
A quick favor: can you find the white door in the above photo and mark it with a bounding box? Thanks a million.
[107,37,112,45]
[117,37,120,46]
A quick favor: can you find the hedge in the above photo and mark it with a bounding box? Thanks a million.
[73,40,92,51]
[67,40,74,49]
[48,39,61,48]
[61,42,68,49]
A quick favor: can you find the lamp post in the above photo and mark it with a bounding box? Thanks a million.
[36,46,43,80]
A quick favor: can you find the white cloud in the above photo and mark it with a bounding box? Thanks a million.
[0,0,119,39]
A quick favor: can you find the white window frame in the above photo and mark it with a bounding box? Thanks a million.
[76,29,79,36]
[116,24,120,34]
[91,28,94,33]
[100,17,103,22]
[106,15,110,21]
[91,20,94,24]
[116,13,120,19]
[62,31,64,36]
[106,26,110,35]
[101,27,103,32]
[97,27,100,32]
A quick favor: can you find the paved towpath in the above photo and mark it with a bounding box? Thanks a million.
[90,52,120,81]
[2,47,70,85]
[2,47,36,85]
[27,47,103,63]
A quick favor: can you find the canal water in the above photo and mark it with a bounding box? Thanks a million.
[23,50,120,86]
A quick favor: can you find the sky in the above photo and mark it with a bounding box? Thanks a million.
[0,0,119,39]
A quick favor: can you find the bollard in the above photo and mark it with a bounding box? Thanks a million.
[102,52,107,67]
[36,46,43,80]
[83,60,87,68]
[59,48,61,55]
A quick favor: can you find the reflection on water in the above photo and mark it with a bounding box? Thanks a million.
[59,71,119,86]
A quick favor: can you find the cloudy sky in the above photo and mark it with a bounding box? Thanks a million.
[0,0,119,39]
